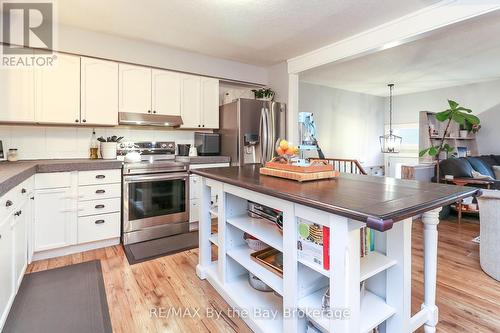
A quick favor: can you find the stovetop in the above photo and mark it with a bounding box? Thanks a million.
[119,141,188,174]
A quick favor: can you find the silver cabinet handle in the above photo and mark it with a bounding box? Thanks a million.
[5,200,13,207]
[95,175,105,179]
[95,220,105,224]
[21,188,27,194]
[95,204,105,209]
[95,189,106,194]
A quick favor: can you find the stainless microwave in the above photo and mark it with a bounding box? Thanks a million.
[194,132,220,156]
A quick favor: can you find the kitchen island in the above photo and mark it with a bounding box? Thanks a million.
[191,165,478,333]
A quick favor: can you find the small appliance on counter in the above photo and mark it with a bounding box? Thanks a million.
[177,144,191,156]
[194,132,220,156]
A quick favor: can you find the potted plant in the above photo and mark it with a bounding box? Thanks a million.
[420,100,480,181]
[97,136,123,159]
[459,124,468,138]
[251,87,275,101]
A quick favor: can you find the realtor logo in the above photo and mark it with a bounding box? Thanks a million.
[2,1,53,54]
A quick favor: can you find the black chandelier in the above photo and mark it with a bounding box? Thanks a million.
[379,83,402,153]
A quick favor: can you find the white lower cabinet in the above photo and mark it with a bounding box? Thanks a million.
[34,186,76,251]
[0,213,14,329]
[78,212,120,244]
[13,200,29,289]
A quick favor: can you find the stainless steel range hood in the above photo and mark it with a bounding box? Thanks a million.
[118,112,183,127]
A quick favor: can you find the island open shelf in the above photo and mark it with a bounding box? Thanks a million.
[193,165,478,333]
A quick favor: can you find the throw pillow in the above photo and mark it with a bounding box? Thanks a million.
[493,165,500,180]
[471,170,493,179]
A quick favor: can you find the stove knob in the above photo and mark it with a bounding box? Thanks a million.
[161,143,167,148]
[119,143,125,148]
[168,143,174,148]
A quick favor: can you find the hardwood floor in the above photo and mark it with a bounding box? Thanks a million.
[27,219,499,333]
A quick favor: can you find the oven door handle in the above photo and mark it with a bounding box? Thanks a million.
[124,173,189,183]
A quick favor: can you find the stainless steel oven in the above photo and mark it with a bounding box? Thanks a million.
[122,161,189,245]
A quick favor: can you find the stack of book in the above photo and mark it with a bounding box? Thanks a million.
[360,226,375,257]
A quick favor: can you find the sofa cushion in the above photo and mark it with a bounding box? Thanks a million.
[492,155,500,165]
[466,156,496,179]
[493,166,500,180]
[439,157,473,178]
[478,155,499,168]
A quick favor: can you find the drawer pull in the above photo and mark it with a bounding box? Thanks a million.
[95,189,106,194]
[95,204,105,209]
[14,210,22,217]
[95,220,105,224]
[21,188,27,194]
[95,175,106,179]
[5,200,13,207]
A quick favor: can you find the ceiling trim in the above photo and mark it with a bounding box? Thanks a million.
[287,0,500,74]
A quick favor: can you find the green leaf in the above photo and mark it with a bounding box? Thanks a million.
[463,114,480,125]
[429,146,439,156]
[456,106,472,113]
[443,143,455,153]
[448,100,459,109]
[419,148,430,157]
[435,110,451,122]
[452,112,466,124]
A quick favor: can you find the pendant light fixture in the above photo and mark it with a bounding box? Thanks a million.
[380,83,402,153]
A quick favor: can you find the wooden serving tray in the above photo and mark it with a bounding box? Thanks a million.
[260,167,340,182]
[265,161,333,173]
[250,247,283,277]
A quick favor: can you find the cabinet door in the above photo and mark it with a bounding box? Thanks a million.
[201,78,219,129]
[180,74,201,128]
[35,53,80,124]
[0,66,35,122]
[13,201,28,289]
[34,187,77,252]
[0,215,14,328]
[152,69,181,116]
[118,64,151,114]
[81,57,118,125]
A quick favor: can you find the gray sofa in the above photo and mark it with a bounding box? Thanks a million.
[439,155,500,190]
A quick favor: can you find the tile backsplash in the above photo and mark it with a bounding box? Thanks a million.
[0,125,198,160]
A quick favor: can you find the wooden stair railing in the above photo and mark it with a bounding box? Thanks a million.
[310,158,367,175]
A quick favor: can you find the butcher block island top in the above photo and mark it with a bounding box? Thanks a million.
[191,164,479,231]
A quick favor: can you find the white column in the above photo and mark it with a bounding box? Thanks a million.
[283,210,298,332]
[196,178,212,279]
[287,73,299,144]
[421,208,441,333]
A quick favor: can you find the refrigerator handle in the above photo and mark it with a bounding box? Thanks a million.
[266,106,273,162]
[259,107,267,165]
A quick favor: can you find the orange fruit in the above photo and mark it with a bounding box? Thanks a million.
[279,140,289,150]
[276,147,285,155]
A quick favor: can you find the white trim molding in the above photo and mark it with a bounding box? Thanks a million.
[287,0,500,74]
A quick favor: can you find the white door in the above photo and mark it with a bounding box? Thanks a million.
[35,53,81,124]
[0,214,14,328]
[81,57,118,126]
[201,78,219,129]
[118,64,151,114]
[152,69,181,116]
[180,74,201,128]
[12,201,28,289]
[34,187,77,251]
[0,66,35,122]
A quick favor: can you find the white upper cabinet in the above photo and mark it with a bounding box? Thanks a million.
[201,78,219,129]
[118,64,151,114]
[35,53,81,124]
[0,67,35,123]
[180,74,202,128]
[152,69,181,116]
[81,57,118,126]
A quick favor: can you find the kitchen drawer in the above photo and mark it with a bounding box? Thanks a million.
[78,198,121,217]
[78,212,120,244]
[35,172,72,189]
[0,189,17,222]
[79,183,121,201]
[78,169,121,186]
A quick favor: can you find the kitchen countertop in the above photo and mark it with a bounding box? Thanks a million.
[0,159,123,197]
[191,165,480,231]
[175,155,230,164]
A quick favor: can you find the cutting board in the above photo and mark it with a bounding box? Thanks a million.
[260,167,340,182]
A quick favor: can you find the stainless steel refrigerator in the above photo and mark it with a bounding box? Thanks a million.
[219,98,286,166]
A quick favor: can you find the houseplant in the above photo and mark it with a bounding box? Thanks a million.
[419,100,480,181]
[251,88,275,101]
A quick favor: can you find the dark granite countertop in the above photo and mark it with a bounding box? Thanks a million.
[191,165,480,231]
[0,159,123,197]
[175,156,230,164]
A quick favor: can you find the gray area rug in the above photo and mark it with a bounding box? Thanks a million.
[2,260,112,333]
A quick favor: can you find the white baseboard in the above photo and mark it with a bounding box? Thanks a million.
[32,237,120,261]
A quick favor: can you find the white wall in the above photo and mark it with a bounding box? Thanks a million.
[267,62,289,104]
[388,79,500,155]
[299,83,385,166]
[0,125,198,160]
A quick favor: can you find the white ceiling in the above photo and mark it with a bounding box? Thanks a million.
[51,0,440,66]
[300,10,500,96]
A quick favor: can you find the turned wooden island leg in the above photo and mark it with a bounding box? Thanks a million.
[421,208,441,333]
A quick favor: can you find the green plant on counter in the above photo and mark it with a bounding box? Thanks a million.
[419,99,480,181]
